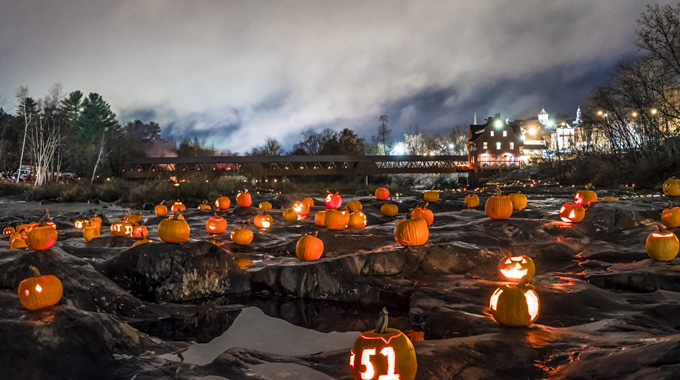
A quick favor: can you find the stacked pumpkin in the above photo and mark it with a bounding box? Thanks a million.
[77,214,102,242]
[347,200,367,230]
[489,254,540,327]
[560,188,597,223]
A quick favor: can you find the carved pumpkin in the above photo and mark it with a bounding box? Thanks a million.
[348,211,367,229]
[663,177,680,197]
[575,190,597,207]
[132,232,152,246]
[26,211,58,251]
[498,255,535,282]
[158,212,190,244]
[347,199,363,213]
[465,194,480,208]
[381,203,399,217]
[131,225,148,238]
[215,196,231,210]
[235,257,254,269]
[259,201,273,210]
[489,282,540,326]
[89,215,102,230]
[560,203,585,223]
[326,192,342,209]
[394,218,429,246]
[231,226,254,245]
[74,220,87,230]
[205,214,227,234]
[350,307,417,380]
[662,208,680,229]
[15,224,29,235]
[283,208,299,222]
[325,209,349,230]
[375,187,390,200]
[315,211,327,226]
[424,189,439,203]
[485,189,513,220]
[646,227,679,261]
[296,232,324,261]
[124,213,142,226]
[303,197,314,208]
[236,191,252,207]
[3,226,15,237]
[410,203,434,226]
[292,200,310,216]
[82,225,100,242]
[254,213,273,229]
[111,221,134,237]
[170,200,186,214]
[18,266,63,311]
[508,192,527,210]
[155,200,168,217]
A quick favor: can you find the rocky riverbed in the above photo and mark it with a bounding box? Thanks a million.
[1,185,680,379]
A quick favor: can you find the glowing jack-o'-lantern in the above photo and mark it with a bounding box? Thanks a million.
[215,196,231,210]
[485,189,513,220]
[661,208,680,229]
[74,220,88,230]
[646,227,679,261]
[111,221,134,237]
[205,214,227,234]
[326,192,342,209]
[497,255,535,282]
[231,225,254,245]
[663,177,680,197]
[3,226,15,237]
[375,187,390,200]
[254,213,273,229]
[18,265,63,311]
[131,225,148,238]
[349,307,417,380]
[465,194,480,208]
[348,211,367,229]
[560,203,585,223]
[293,200,310,216]
[574,190,597,207]
[236,191,252,207]
[489,282,540,326]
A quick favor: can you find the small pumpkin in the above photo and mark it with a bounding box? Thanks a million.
[508,192,527,210]
[292,200,310,216]
[205,214,227,234]
[325,191,342,209]
[424,189,439,203]
[124,213,142,226]
[410,203,434,226]
[325,209,349,230]
[381,203,399,217]
[575,189,598,207]
[155,200,168,217]
[170,200,186,214]
[26,210,58,250]
[132,232,152,246]
[346,199,363,213]
[82,225,100,242]
[489,281,540,327]
[375,187,390,200]
[254,213,273,229]
[158,211,190,244]
[231,226,254,245]
[198,200,212,210]
[259,201,272,210]
[560,203,585,223]
[296,231,324,261]
[315,211,327,226]
[485,189,513,220]
[131,225,148,238]
[111,220,134,237]
[236,191,252,207]
[646,226,679,261]
[464,194,480,208]
[662,208,680,229]
[283,208,299,222]
[394,217,429,246]
[215,196,231,210]
[497,255,535,282]
[89,215,102,230]
[663,177,680,197]
[18,266,63,311]
[303,197,314,209]
[3,226,15,237]
[235,257,254,269]
[348,211,367,229]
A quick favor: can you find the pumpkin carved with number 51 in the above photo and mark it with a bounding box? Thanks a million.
[349,307,417,380]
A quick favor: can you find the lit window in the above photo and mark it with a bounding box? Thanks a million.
[496,142,501,150]
[510,142,514,149]
[483,142,488,149]
[490,131,495,137]
[503,130,507,137]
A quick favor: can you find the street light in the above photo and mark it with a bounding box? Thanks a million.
[651,108,658,115]
[631,111,638,118]
[597,110,604,116]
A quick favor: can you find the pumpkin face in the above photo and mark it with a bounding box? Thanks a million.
[254,214,273,229]
[124,213,142,226]
[26,225,58,250]
[303,197,314,208]
[394,218,429,246]
[74,220,87,230]
[18,266,63,311]
[465,194,480,208]
[575,190,598,207]
[292,200,310,216]
[82,226,100,242]
[315,211,327,226]
[560,203,585,223]
[158,215,190,244]
[296,233,324,260]
[348,211,367,229]
[381,204,399,217]
[111,221,134,237]
[410,206,434,226]
[662,208,680,229]
[325,209,349,230]
[231,227,254,245]
[646,230,680,261]
[489,284,540,326]
[346,200,363,213]
[485,189,513,220]
[663,177,680,197]
[326,192,342,209]
[215,196,231,210]
[283,209,299,222]
[498,255,535,281]
[131,225,148,238]
[424,190,439,203]
[236,191,252,207]
[3,226,15,237]
[375,187,390,200]
[508,193,527,210]
[259,201,272,210]
[155,203,168,217]
[170,201,186,214]
[205,215,227,234]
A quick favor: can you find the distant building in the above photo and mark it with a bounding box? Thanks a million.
[468,114,522,168]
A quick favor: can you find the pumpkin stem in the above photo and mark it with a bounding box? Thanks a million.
[38,208,51,225]
[29,265,41,277]
[430,185,435,191]
[496,188,502,197]
[160,200,166,205]
[172,210,182,220]
[659,224,666,233]
[374,307,389,333]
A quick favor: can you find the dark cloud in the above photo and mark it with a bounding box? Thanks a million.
[0,0,673,153]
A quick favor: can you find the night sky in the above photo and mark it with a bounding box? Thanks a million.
[0,1,671,153]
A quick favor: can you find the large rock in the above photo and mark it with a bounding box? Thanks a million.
[100,241,251,302]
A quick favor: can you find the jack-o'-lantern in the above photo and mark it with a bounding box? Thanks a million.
[394,217,429,246]
[74,220,88,230]
[170,200,186,214]
[231,226,254,245]
[326,192,342,209]
[315,211,327,226]
[3,226,14,237]
[508,192,527,210]
[489,281,540,327]
[18,266,63,311]
[89,215,102,230]
[124,213,142,226]
[464,194,479,208]
[215,196,231,210]
[132,232,152,246]
[198,200,212,210]
[375,187,390,200]
[560,203,585,223]
[497,255,535,282]
[296,232,324,261]
[325,209,349,230]
[410,203,434,226]
[259,201,272,210]
[25,210,58,251]
[205,214,227,234]
[349,307,417,380]
[381,203,399,217]
[348,211,367,229]
[235,257,254,269]
[155,200,168,217]
[254,213,273,229]
[283,208,298,222]
[158,211,190,244]
[663,177,680,197]
[303,197,314,209]
[82,225,100,242]
[292,200,310,216]
[485,189,513,220]
[346,199,362,213]
[662,208,680,229]
[236,191,252,207]
[111,220,134,237]
[646,226,679,261]
[424,189,439,203]
[575,190,598,207]
[131,225,148,238]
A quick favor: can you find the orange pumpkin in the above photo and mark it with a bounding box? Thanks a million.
[73,220,88,230]
[410,203,434,226]
[254,213,273,229]
[283,208,298,222]
[259,201,273,210]
[394,218,429,246]
[198,201,212,210]
[575,190,598,207]
[82,225,100,242]
[346,199,362,213]
[10,237,28,249]
[206,214,227,234]
[155,200,168,217]
[489,282,540,327]
[324,209,349,230]
[661,208,680,229]
[375,187,390,200]
[124,213,142,226]
[485,189,513,220]
[111,221,134,237]
[292,200,310,216]
[315,211,327,226]
[3,226,15,237]
[424,189,439,203]
[158,212,190,244]
[231,226,254,245]
[132,232,152,246]
[381,203,399,217]
[89,215,102,230]
[236,191,252,207]
[560,203,585,223]
[325,192,342,209]
[508,192,527,210]
[26,221,58,251]
[663,177,680,197]
[303,197,315,209]
[234,257,254,269]
[464,194,480,208]
[215,196,231,210]
[170,200,186,214]
[295,232,324,260]
[646,227,679,261]
[498,255,535,282]
[18,266,63,311]
[131,225,148,238]
[348,211,367,229]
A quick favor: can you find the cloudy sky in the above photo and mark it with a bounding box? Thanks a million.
[0,0,671,153]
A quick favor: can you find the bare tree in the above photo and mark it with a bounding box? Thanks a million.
[15,87,30,182]
[28,112,63,186]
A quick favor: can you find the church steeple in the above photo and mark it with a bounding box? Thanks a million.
[575,106,582,124]
[473,112,477,125]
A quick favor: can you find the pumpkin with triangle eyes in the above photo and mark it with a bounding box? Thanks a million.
[560,203,585,223]
[497,255,535,282]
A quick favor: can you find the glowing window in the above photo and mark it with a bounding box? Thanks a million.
[510,142,514,150]
[496,142,501,150]
[503,130,507,137]
[490,131,494,137]
[483,142,488,149]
